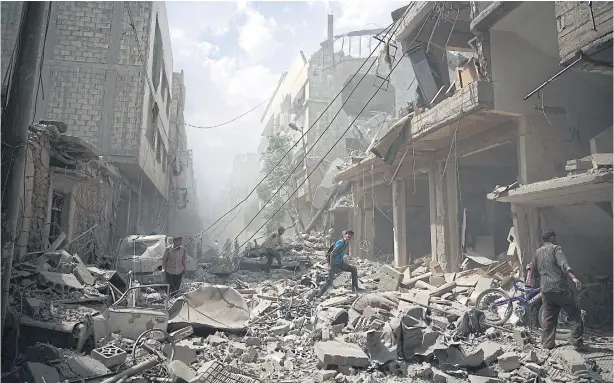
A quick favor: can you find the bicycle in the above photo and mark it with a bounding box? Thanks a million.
[475,280,542,326]
[476,280,585,331]
[576,274,613,329]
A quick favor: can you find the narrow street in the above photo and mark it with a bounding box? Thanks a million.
[1,1,612,383]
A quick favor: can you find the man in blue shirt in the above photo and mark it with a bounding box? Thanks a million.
[317,230,359,297]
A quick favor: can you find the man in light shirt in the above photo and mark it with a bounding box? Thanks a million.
[264,227,285,273]
[162,236,187,296]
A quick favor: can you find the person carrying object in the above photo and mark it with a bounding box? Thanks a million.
[530,229,585,350]
[317,230,361,297]
[162,236,187,296]
[264,227,285,273]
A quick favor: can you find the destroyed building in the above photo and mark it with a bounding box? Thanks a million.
[1,2,191,238]
[258,14,416,234]
[1,2,203,256]
[17,124,125,264]
[336,1,613,276]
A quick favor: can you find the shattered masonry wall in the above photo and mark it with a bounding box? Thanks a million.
[24,132,52,255]
[0,2,23,83]
[41,1,152,157]
[45,66,106,148]
[67,160,124,264]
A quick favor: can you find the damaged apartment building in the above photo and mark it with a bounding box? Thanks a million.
[335,1,613,277]
[258,14,416,235]
[1,2,201,261]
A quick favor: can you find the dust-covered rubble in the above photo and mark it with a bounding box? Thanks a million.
[4,233,611,383]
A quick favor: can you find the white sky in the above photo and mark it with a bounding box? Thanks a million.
[166,0,407,220]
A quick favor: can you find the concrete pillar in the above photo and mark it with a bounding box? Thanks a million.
[433,162,448,268]
[444,156,461,272]
[392,179,408,267]
[428,161,439,264]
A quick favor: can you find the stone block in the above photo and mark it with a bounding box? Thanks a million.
[318,370,337,381]
[497,352,520,372]
[91,345,127,368]
[379,265,403,291]
[512,326,530,346]
[244,337,262,346]
[557,348,586,374]
[477,341,503,365]
[314,340,369,368]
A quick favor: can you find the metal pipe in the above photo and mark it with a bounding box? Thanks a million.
[98,358,159,383]
[523,54,583,100]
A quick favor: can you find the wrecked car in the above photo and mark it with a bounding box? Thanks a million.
[115,234,198,284]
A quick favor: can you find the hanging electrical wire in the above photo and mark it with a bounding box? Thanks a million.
[183,100,268,129]
[202,4,438,274]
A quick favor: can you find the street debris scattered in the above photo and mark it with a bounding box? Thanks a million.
[2,233,611,383]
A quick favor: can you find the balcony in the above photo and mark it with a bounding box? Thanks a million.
[409,81,514,151]
[393,2,473,52]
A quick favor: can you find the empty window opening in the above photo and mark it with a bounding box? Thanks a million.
[49,192,67,245]
[156,132,162,163]
[162,148,167,172]
[152,17,162,91]
[147,94,157,147]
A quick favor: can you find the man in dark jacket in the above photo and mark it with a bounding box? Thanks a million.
[530,229,584,350]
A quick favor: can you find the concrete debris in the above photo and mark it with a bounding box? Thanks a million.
[5,232,611,383]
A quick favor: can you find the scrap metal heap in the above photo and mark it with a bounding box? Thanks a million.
[2,233,612,383]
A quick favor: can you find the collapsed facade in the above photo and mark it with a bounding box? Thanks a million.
[258,15,415,236]
[336,1,613,279]
[19,124,125,264]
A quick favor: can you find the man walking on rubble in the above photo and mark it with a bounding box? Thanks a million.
[264,227,285,273]
[530,229,585,350]
[317,230,360,297]
[162,236,187,296]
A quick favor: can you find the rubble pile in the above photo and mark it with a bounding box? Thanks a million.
[3,233,611,383]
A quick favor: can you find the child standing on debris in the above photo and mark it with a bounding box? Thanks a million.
[317,230,360,296]
[162,236,187,296]
[264,227,285,273]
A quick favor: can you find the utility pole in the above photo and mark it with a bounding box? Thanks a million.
[1,2,50,338]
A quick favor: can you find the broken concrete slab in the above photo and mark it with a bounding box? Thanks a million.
[379,265,404,291]
[168,285,250,331]
[477,341,504,365]
[399,289,430,307]
[26,362,61,383]
[497,352,520,372]
[70,253,96,285]
[39,271,84,291]
[163,340,197,365]
[314,340,369,368]
[271,319,292,335]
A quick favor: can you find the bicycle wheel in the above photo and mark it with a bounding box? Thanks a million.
[578,286,611,329]
[475,288,514,326]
